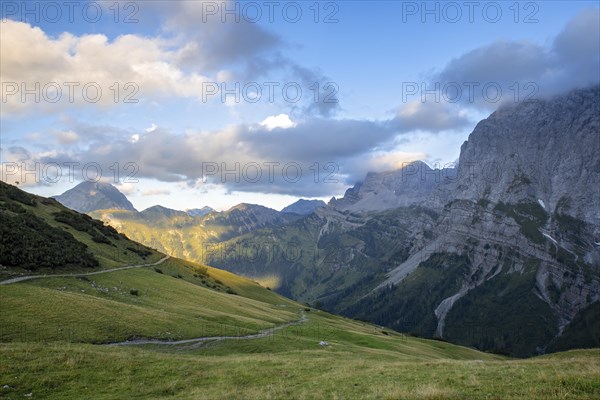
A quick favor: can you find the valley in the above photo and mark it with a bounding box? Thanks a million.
[1,168,598,399]
[75,87,600,358]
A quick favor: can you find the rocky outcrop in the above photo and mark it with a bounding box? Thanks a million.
[203,203,296,237]
[243,85,599,356]
[330,161,455,212]
[452,85,600,223]
[140,205,189,220]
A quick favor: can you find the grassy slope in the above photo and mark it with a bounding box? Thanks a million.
[0,258,297,343]
[2,252,540,399]
[0,344,598,399]
[2,263,599,399]
[0,182,163,282]
[89,206,296,261]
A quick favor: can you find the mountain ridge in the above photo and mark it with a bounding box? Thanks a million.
[186,206,215,217]
[282,199,326,215]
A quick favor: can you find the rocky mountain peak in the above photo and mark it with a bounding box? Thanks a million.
[54,181,137,214]
[330,160,455,212]
[186,206,215,217]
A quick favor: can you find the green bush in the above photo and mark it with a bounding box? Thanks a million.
[40,198,59,206]
[53,210,121,243]
[91,231,111,244]
[0,182,37,206]
[494,201,547,244]
[0,211,99,271]
[126,246,153,258]
[0,201,27,214]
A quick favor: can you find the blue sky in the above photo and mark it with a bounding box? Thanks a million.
[1,1,599,211]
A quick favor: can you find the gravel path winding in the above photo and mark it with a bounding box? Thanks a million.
[0,255,171,285]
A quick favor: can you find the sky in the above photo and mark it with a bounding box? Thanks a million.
[1,1,599,211]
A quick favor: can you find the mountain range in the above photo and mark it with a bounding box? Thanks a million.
[52,86,600,357]
[3,176,536,399]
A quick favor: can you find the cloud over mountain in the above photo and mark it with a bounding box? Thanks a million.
[435,8,600,107]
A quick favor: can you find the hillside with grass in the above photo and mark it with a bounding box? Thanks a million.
[0,181,162,280]
[0,182,298,342]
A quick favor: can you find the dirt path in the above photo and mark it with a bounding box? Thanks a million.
[0,255,170,286]
[106,312,308,348]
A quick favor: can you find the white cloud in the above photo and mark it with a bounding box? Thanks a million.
[4,7,597,204]
[115,182,139,196]
[0,1,341,117]
[0,20,211,116]
[260,114,296,130]
[25,132,42,141]
[435,8,600,107]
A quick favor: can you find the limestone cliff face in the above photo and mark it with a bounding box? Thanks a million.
[361,86,600,354]
[330,86,599,224]
[453,85,600,223]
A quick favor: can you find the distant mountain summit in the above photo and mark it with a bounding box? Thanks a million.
[282,199,326,215]
[329,160,455,212]
[140,205,188,219]
[54,181,137,214]
[206,203,293,236]
[186,206,215,217]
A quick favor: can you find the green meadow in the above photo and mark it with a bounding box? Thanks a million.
[1,260,599,399]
